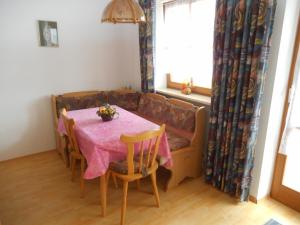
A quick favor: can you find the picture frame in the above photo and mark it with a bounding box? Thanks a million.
[38,20,59,47]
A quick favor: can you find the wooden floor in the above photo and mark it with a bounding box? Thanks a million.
[0,150,300,225]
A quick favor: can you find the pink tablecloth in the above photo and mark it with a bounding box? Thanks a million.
[57,106,172,179]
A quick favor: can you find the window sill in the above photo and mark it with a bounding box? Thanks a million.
[156,88,211,106]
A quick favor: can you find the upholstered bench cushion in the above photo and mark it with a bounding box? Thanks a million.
[166,131,190,151]
[137,94,196,133]
[108,91,141,111]
[137,95,168,123]
[166,104,196,133]
[55,92,107,116]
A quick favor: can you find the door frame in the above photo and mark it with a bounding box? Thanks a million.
[271,17,300,212]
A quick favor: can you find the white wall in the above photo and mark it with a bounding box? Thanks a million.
[250,0,300,199]
[0,0,140,161]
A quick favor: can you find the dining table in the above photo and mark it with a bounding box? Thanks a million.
[57,106,172,216]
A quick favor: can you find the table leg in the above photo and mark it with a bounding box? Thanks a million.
[100,174,107,217]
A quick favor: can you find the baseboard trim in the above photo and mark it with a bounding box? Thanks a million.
[0,149,57,163]
[249,195,270,204]
[249,195,258,204]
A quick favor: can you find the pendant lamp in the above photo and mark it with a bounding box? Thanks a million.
[101,0,146,24]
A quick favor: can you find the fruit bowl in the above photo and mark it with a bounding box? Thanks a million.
[96,104,118,122]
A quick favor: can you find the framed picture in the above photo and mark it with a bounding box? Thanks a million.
[38,20,59,47]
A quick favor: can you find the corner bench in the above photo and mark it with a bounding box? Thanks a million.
[51,90,206,190]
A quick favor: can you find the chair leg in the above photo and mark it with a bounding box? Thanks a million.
[106,171,111,192]
[80,158,85,198]
[121,181,128,225]
[112,174,118,189]
[136,179,141,191]
[71,156,76,182]
[100,174,107,217]
[150,172,160,207]
[63,145,70,168]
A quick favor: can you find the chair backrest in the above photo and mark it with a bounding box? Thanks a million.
[120,124,166,175]
[61,108,81,155]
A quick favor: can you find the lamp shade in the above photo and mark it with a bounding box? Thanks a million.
[101,0,146,24]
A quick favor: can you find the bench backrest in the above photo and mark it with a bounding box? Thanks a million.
[52,90,141,123]
[137,93,197,134]
[55,92,107,117]
[52,90,199,137]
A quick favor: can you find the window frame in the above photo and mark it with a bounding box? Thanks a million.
[167,74,211,96]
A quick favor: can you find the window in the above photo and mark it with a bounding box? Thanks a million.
[156,0,216,95]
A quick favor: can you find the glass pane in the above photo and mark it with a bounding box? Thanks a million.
[164,2,191,83]
[282,66,300,192]
[190,0,215,88]
[283,128,300,192]
[160,0,215,88]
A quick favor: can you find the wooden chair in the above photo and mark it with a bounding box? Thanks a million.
[107,124,166,225]
[61,108,86,198]
[51,91,100,167]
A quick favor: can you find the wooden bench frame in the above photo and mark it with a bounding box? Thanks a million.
[166,105,205,190]
[138,93,206,190]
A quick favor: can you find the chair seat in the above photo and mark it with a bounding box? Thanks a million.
[109,160,138,174]
[109,159,149,176]
[166,131,190,151]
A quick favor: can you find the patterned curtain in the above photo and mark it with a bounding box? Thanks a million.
[206,0,276,201]
[139,0,155,93]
